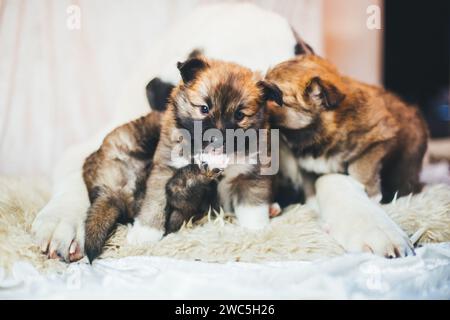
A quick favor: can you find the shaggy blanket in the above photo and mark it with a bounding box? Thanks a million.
[1,176,449,274]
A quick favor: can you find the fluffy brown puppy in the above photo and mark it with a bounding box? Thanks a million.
[266,54,428,203]
[126,57,283,245]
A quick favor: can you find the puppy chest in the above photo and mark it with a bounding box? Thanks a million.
[298,155,345,175]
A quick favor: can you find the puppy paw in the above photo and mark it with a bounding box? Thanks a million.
[316,174,415,258]
[344,222,415,258]
[32,205,85,263]
[126,220,164,245]
[322,198,415,258]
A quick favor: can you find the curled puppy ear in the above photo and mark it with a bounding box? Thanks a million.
[177,58,208,84]
[304,77,345,110]
[257,80,283,107]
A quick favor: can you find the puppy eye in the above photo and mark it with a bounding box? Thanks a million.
[200,105,209,114]
[234,110,245,121]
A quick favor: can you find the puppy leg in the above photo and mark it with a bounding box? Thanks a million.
[380,140,427,202]
[127,164,173,245]
[32,171,89,262]
[316,174,414,258]
[224,173,272,230]
[348,144,387,199]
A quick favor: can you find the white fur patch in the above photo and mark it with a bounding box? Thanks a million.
[235,204,270,230]
[168,155,191,169]
[127,220,164,245]
[299,155,344,175]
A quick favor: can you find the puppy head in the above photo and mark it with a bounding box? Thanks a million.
[265,55,346,130]
[172,57,282,137]
[171,56,282,156]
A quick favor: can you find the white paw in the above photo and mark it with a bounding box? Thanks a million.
[235,204,270,230]
[343,221,415,258]
[316,174,415,258]
[31,204,85,262]
[126,220,164,245]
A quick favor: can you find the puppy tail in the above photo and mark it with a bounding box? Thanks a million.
[84,192,129,263]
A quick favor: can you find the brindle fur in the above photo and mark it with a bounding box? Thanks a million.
[266,54,428,203]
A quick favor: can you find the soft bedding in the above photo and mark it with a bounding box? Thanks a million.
[1,243,449,299]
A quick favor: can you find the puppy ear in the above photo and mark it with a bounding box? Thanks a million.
[257,81,283,107]
[292,28,315,55]
[177,58,208,84]
[145,77,175,111]
[304,77,345,110]
[187,48,204,59]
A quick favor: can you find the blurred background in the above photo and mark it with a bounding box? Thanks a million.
[0,0,448,177]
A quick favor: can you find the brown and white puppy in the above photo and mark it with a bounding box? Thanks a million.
[266,54,428,203]
[265,54,428,258]
[127,57,283,245]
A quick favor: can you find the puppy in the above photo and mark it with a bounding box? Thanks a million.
[82,112,162,262]
[127,56,283,245]
[83,112,227,261]
[165,163,222,234]
[266,54,428,203]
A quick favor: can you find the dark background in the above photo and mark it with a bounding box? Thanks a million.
[384,0,449,137]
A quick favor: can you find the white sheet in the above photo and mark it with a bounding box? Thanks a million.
[1,243,449,299]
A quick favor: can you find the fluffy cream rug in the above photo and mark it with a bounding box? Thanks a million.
[1,176,449,273]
